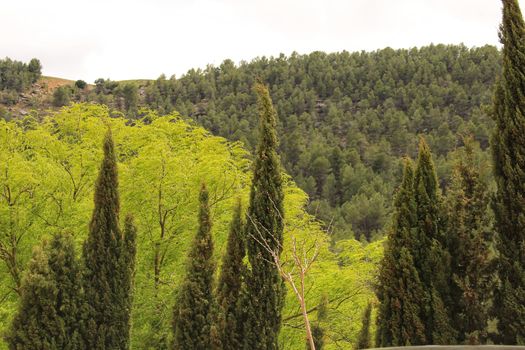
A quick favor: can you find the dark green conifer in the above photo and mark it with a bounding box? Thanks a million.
[46,233,86,350]
[117,215,137,350]
[445,140,493,344]
[413,138,454,344]
[82,131,136,349]
[6,246,63,350]
[491,0,525,344]
[172,184,218,350]
[6,233,85,350]
[428,287,456,345]
[376,159,426,346]
[216,200,245,350]
[355,303,373,350]
[413,138,441,285]
[242,82,285,350]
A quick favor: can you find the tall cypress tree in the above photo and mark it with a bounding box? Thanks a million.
[172,184,218,350]
[445,141,493,344]
[413,138,454,344]
[216,200,245,350]
[376,159,426,346]
[46,233,86,350]
[491,0,525,344]
[6,246,63,349]
[117,215,137,350]
[355,302,373,350]
[82,131,136,349]
[6,233,86,350]
[242,82,285,350]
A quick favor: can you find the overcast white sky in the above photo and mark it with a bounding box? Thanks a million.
[0,0,517,82]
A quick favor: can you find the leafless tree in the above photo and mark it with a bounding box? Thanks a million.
[247,212,320,350]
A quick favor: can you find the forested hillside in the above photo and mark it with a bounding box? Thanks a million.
[0,46,501,241]
[87,45,501,241]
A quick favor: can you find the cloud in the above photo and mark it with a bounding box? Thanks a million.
[0,0,513,82]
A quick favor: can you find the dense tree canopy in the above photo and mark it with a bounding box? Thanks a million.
[0,104,379,350]
[0,33,514,350]
[80,45,500,241]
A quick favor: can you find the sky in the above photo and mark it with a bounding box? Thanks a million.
[0,0,516,82]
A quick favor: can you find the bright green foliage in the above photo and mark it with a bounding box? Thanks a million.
[216,201,245,350]
[491,0,525,344]
[376,160,425,346]
[356,303,372,349]
[82,131,135,349]
[6,246,62,349]
[242,83,285,350]
[0,104,382,349]
[172,184,218,350]
[445,140,493,344]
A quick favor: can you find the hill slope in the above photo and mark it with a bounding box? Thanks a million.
[85,44,502,241]
[1,45,501,241]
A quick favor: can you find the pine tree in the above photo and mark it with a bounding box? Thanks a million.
[376,159,426,346]
[172,184,218,350]
[216,200,245,350]
[445,140,493,344]
[413,138,454,344]
[491,0,525,344]
[355,303,372,350]
[82,130,136,349]
[242,82,285,350]
[6,246,63,350]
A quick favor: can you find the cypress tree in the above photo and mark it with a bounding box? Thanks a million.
[413,138,454,344]
[82,130,136,349]
[6,233,85,350]
[376,159,426,346]
[172,184,218,350]
[6,246,63,350]
[216,200,245,350]
[46,233,86,350]
[117,215,137,350]
[445,141,493,344]
[491,0,525,344]
[355,303,373,350]
[242,82,285,350]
